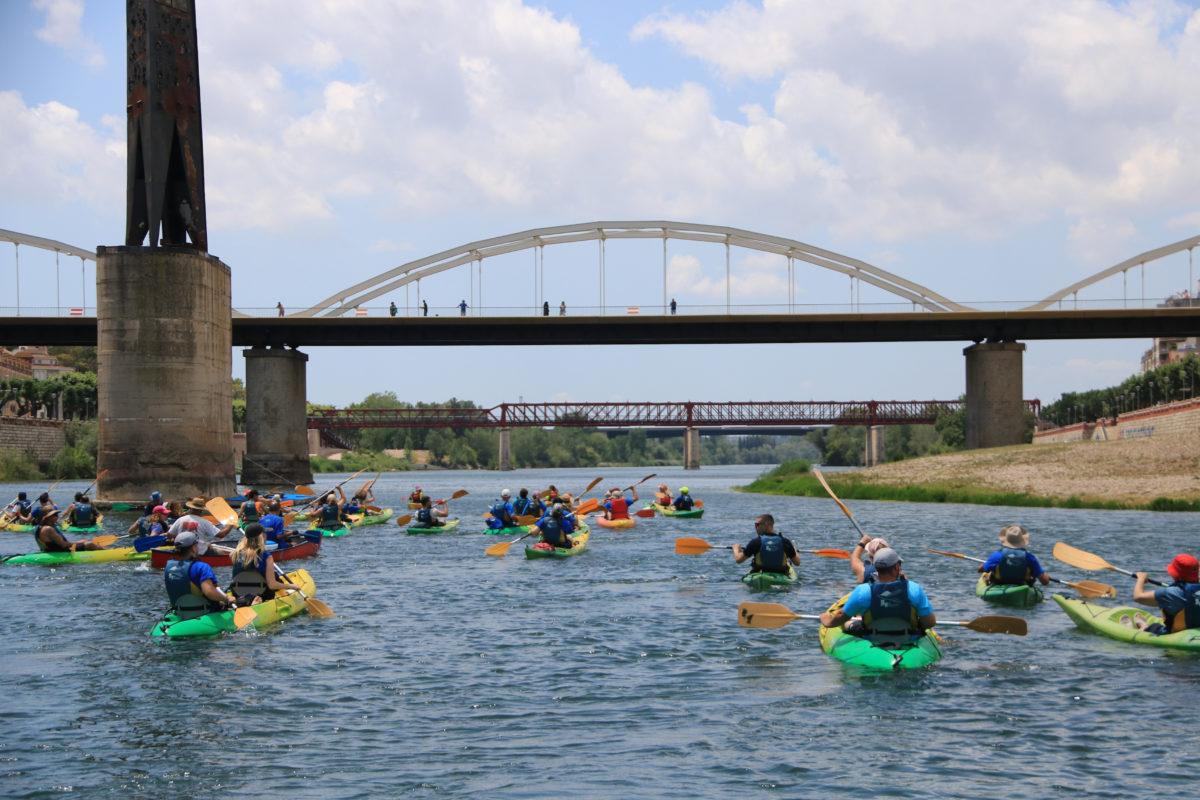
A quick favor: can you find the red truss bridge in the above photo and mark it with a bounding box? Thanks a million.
[307,400,1042,430]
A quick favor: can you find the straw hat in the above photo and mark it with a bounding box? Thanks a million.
[999,525,1029,548]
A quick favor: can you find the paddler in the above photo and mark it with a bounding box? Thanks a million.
[238,489,263,525]
[851,536,890,583]
[163,530,234,616]
[167,501,235,555]
[1133,553,1200,634]
[28,492,55,525]
[732,514,800,576]
[142,491,163,518]
[3,491,34,524]
[63,494,99,529]
[315,488,347,531]
[655,483,671,506]
[512,488,542,517]
[602,485,638,521]
[977,525,1051,588]
[531,504,574,549]
[33,506,103,553]
[228,523,305,606]
[672,487,695,511]
[347,484,375,515]
[408,485,427,504]
[258,500,300,548]
[487,489,516,530]
[820,547,936,641]
[413,495,449,528]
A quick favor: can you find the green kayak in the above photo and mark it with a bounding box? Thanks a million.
[818,594,943,670]
[1052,595,1200,651]
[975,575,1044,608]
[4,547,149,566]
[742,566,798,589]
[151,568,315,639]
[648,502,704,519]
[311,523,351,537]
[525,528,589,559]
[348,508,393,527]
[406,518,461,535]
[1,521,35,532]
[484,524,534,536]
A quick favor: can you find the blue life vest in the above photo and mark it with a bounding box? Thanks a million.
[540,516,569,547]
[861,562,877,584]
[513,496,532,515]
[1166,581,1200,632]
[491,500,512,523]
[674,495,694,510]
[320,503,341,527]
[992,547,1032,585]
[73,503,96,526]
[241,501,261,523]
[863,577,918,636]
[754,533,787,572]
[164,558,202,606]
[232,550,269,578]
[344,503,360,515]
[416,507,440,526]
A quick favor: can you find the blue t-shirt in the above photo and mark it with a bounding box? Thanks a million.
[844,580,934,618]
[981,549,1045,577]
[259,513,286,539]
[189,560,217,588]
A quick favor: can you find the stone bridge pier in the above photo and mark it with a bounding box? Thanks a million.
[241,346,314,486]
[965,342,1027,449]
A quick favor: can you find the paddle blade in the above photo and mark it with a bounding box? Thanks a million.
[486,540,515,557]
[635,508,656,518]
[810,548,851,559]
[582,476,604,494]
[515,514,539,526]
[449,489,469,500]
[737,601,803,629]
[233,607,258,629]
[575,498,600,515]
[675,537,716,554]
[1071,579,1117,599]
[944,615,1027,636]
[395,514,413,527]
[294,485,315,496]
[205,497,238,526]
[1052,542,1114,572]
[694,500,703,508]
[283,512,297,526]
[305,596,336,618]
[135,534,169,553]
[91,534,119,547]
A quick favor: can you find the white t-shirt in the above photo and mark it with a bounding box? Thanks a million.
[168,514,221,554]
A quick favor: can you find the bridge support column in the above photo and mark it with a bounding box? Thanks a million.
[683,427,701,470]
[96,247,235,501]
[497,427,512,470]
[964,342,1027,450]
[864,426,885,467]
[241,346,313,486]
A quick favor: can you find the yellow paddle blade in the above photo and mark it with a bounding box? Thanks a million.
[939,615,1027,636]
[233,607,258,629]
[575,498,600,515]
[675,537,715,554]
[737,601,811,629]
[395,514,413,527]
[205,497,239,527]
[1052,542,1114,571]
[449,489,469,500]
[91,534,119,547]
[486,540,515,557]
[1070,579,1117,598]
[294,485,315,496]
[283,512,296,526]
[305,596,336,618]
[515,514,538,526]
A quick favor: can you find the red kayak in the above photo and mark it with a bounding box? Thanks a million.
[149,532,322,569]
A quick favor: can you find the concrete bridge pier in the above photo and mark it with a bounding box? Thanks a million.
[241,346,314,486]
[864,426,885,467]
[497,428,512,470]
[683,427,701,470]
[96,247,236,500]
[964,342,1027,449]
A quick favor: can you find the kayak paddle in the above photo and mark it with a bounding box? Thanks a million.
[635,508,656,518]
[135,534,170,552]
[1052,542,1165,586]
[394,514,414,527]
[486,529,539,557]
[574,498,600,516]
[273,562,334,617]
[205,497,239,527]
[812,467,870,541]
[80,469,108,497]
[676,537,849,558]
[924,546,1116,598]
[737,601,1027,635]
[233,607,258,629]
[624,473,656,492]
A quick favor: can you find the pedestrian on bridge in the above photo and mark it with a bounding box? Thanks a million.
[543,301,549,316]
[422,300,428,317]
[276,301,284,317]
[559,300,566,316]
[459,299,468,316]
[389,301,398,317]
[670,298,677,315]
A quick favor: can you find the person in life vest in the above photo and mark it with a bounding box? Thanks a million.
[3,491,34,524]
[163,530,234,616]
[228,523,304,606]
[531,505,575,549]
[63,494,99,529]
[409,486,427,504]
[654,484,672,506]
[413,496,449,528]
[851,536,890,584]
[512,488,541,517]
[821,548,936,644]
[672,487,695,511]
[142,491,163,518]
[238,489,264,525]
[29,492,55,525]
[348,484,375,515]
[167,502,235,555]
[33,506,103,553]
[258,500,301,548]
[315,488,346,531]
[1133,553,1200,634]
[603,485,639,520]
[732,514,801,575]
[487,489,516,530]
[978,525,1051,587]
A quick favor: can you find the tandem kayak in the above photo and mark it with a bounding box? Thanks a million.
[818,594,943,670]
[484,524,534,536]
[596,516,635,529]
[0,521,35,532]
[1052,595,1200,652]
[525,528,590,559]
[742,566,798,589]
[148,531,322,569]
[975,575,1043,608]
[348,508,393,527]
[647,502,704,519]
[406,518,462,535]
[4,546,149,566]
[310,523,352,538]
[150,568,316,639]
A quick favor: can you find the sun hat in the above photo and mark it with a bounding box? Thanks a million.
[174,531,198,549]
[1166,553,1199,583]
[873,547,901,570]
[864,538,890,558]
[40,505,59,520]
[185,498,208,512]
[501,489,511,498]
[999,525,1029,548]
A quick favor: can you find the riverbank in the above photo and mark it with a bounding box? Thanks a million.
[742,430,1200,511]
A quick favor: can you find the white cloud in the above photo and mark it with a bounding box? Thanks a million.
[33,0,104,67]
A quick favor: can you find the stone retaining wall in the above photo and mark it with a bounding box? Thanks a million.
[0,418,67,461]
[1033,397,1200,444]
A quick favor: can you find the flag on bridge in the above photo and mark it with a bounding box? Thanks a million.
[355,308,368,316]
[69,308,83,316]
[626,307,640,315]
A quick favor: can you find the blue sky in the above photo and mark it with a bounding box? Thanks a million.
[3,0,1200,409]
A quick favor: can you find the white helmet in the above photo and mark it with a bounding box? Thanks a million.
[501,489,511,498]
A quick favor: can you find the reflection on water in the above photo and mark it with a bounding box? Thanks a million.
[2,465,1199,799]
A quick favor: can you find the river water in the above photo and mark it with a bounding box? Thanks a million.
[2,465,1199,799]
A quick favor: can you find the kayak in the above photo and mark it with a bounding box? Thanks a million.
[309,522,352,538]
[525,528,590,559]
[4,546,149,566]
[975,575,1043,608]
[1,521,36,532]
[647,502,704,519]
[150,568,316,639]
[148,531,322,569]
[818,593,943,670]
[348,508,393,527]
[1052,595,1200,652]
[64,516,104,533]
[596,516,635,529]
[406,518,461,535]
[742,566,798,589]
[484,524,534,536]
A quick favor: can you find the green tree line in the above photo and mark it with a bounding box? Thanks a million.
[1041,355,1200,425]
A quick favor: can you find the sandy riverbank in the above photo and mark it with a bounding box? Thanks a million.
[845,430,1200,505]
